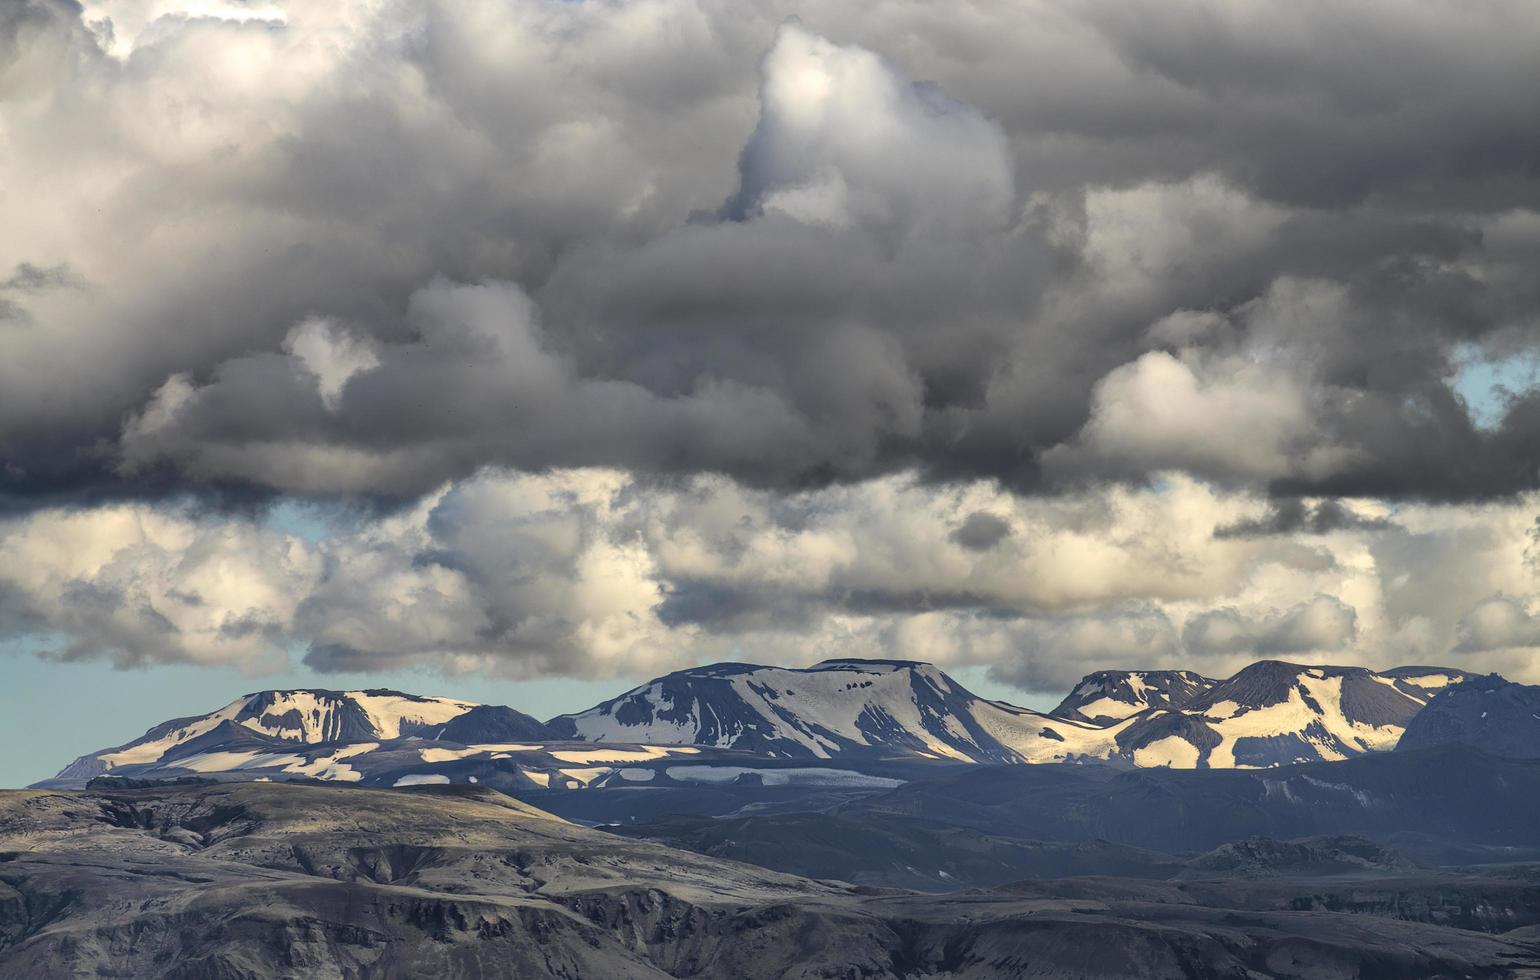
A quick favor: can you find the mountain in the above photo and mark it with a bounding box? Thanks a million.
[39,688,914,808]
[51,689,550,783]
[545,658,1117,764]
[43,659,1484,790]
[1109,661,1472,768]
[1050,669,1216,724]
[549,658,1473,770]
[4,779,1536,979]
[1397,675,1540,758]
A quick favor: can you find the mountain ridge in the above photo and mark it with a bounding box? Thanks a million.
[43,657,1483,787]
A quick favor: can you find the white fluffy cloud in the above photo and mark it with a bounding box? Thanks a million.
[5,468,1540,688]
[1454,595,1540,654]
[1049,349,1318,483]
[729,21,1013,235]
[0,504,320,669]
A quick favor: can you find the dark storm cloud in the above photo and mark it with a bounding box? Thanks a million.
[1215,499,1394,539]
[1,262,83,293]
[3,0,1540,510]
[950,512,1013,551]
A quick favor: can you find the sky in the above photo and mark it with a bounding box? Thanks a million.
[2,0,1540,787]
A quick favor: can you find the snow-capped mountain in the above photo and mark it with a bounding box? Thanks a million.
[549,658,1474,770]
[52,689,548,783]
[1396,674,1540,758]
[42,685,900,796]
[1050,670,1217,724]
[43,659,1482,789]
[545,659,1117,764]
[1109,662,1472,768]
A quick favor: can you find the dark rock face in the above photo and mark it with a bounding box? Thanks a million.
[2,781,1538,979]
[1398,675,1540,758]
[1181,834,1416,878]
[426,705,553,743]
[1114,710,1222,757]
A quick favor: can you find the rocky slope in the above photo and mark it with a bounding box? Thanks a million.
[1,780,1536,979]
[1398,675,1540,758]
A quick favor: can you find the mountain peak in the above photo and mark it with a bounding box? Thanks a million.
[546,658,1095,763]
[1052,669,1216,724]
[50,688,497,783]
[808,658,938,671]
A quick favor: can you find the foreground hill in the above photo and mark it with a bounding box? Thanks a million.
[2,780,1536,979]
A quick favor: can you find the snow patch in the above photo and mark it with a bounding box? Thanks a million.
[557,767,609,787]
[1132,735,1200,769]
[393,773,450,787]
[346,692,476,739]
[548,746,695,764]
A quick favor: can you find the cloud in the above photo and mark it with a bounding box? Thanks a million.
[118,278,818,496]
[1,262,83,293]
[1453,594,1540,653]
[1045,349,1321,485]
[1183,595,1359,658]
[5,1,1540,692]
[0,2,1537,508]
[1214,498,1394,538]
[723,21,1013,236]
[983,606,1181,691]
[949,511,1012,551]
[0,503,320,669]
[5,468,1540,689]
[282,318,380,413]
